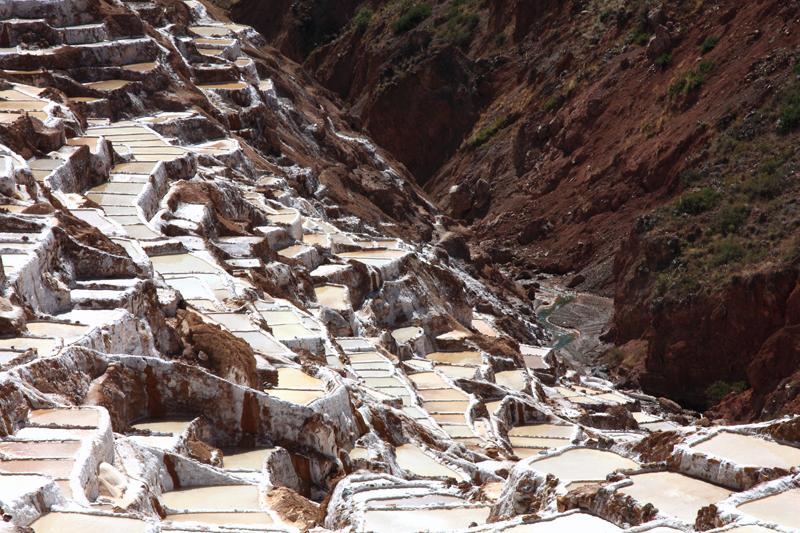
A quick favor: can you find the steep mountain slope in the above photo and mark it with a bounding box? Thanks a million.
[5,1,800,532]
[222,0,800,418]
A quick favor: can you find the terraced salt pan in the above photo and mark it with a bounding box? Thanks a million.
[0,100,46,111]
[191,138,239,154]
[0,473,51,496]
[0,440,82,458]
[0,337,58,355]
[25,321,91,340]
[87,126,151,136]
[417,388,467,401]
[112,162,158,174]
[278,244,312,259]
[394,444,465,480]
[29,408,99,427]
[122,61,157,72]
[234,331,291,356]
[619,472,731,523]
[222,447,276,470]
[271,323,317,340]
[502,512,621,532]
[127,435,179,450]
[150,254,220,274]
[511,437,571,449]
[337,248,408,267]
[521,344,549,370]
[304,233,330,246]
[128,146,187,155]
[392,326,423,344]
[436,365,476,379]
[199,81,247,90]
[189,25,232,37]
[424,400,470,413]
[277,367,323,389]
[161,484,261,511]
[362,506,489,533]
[408,372,448,389]
[429,413,465,424]
[348,352,384,363]
[441,425,476,438]
[0,458,74,476]
[206,312,257,331]
[509,424,574,439]
[725,526,782,533]
[14,428,96,441]
[529,448,638,482]
[315,284,350,311]
[736,488,800,529]
[0,113,23,123]
[691,431,800,469]
[427,351,482,365]
[495,370,527,390]
[514,448,549,459]
[640,420,681,432]
[165,512,274,527]
[268,388,324,405]
[436,329,471,341]
[84,79,130,91]
[31,512,147,533]
[130,418,192,435]
[2,253,33,275]
[632,412,661,423]
[194,38,236,46]
[122,224,160,240]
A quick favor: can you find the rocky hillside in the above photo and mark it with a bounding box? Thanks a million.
[3,0,800,532]
[221,0,800,418]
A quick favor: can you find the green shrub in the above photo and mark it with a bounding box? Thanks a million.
[675,187,719,215]
[629,29,650,46]
[678,167,706,186]
[655,52,672,69]
[543,94,564,112]
[743,173,781,200]
[699,35,718,55]
[467,114,513,148]
[437,4,479,47]
[793,59,800,76]
[710,237,745,266]
[776,88,800,134]
[705,380,747,405]
[353,7,374,32]
[668,60,714,98]
[393,3,431,34]
[713,203,749,235]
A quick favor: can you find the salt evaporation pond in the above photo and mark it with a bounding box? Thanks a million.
[394,444,465,480]
[362,506,489,533]
[529,448,637,482]
[502,512,621,532]
[31,512,146,533]
[161,484,260,511]
[737,488,800,530]
[619,472,731,523]
[692,431,800,469]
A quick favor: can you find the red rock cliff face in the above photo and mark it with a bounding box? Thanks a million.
[613,224,800,413]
